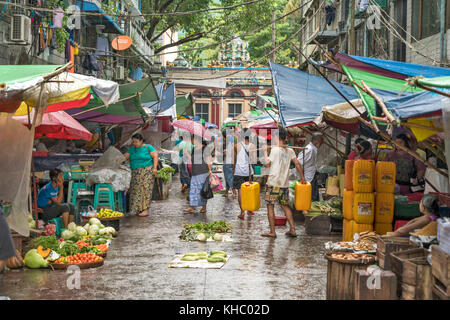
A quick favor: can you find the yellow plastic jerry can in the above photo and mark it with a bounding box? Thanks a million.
[295,181,312,211]
[343,189,354,220]
[241,182,260,211]
[353,192,375,224]
[375,222,393,235]
[343,219,354,242]
[375,192,395,224]
[376,161,396,193]
[352,160,374,193]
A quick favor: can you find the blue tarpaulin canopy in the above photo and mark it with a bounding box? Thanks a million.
[349,55,450,79]
[77,1,124,34]
[373,88,450,119]
[270,62,359,127]
[142,83,176,117]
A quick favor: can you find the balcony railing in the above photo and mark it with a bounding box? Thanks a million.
[127,20,154,63]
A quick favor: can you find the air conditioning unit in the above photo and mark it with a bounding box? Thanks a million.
[114,66,125,80]
[10,15,31,44]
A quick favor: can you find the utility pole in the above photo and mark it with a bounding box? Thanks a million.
[272,10,276,62]
[349,0,356,55]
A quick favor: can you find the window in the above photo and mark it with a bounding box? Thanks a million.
[412,0,448,40]
[228,90,243,98]
[195,103,209,121]
[193,90,210,98]
[228,103,242,118]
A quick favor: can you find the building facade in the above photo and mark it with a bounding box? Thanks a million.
[163,66,273,128]
[297,0,450,79]
[0,0,161,80]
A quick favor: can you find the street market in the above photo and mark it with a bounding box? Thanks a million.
[0,0,449,305]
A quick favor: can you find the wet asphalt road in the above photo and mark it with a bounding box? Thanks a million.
[0,174,339,300]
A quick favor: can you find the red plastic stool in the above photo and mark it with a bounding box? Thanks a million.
[394,220,409,231]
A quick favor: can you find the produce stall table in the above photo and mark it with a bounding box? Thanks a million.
[33,153,103,172]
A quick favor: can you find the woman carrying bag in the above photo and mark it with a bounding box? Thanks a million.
[124,133,159,217]
[184,136,213,214]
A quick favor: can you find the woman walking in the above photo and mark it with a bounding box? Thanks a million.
[124,133,159,217]
[184,136,212,213]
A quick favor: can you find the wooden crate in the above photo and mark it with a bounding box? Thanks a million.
[10,231,25,255]
[432,277,450,300]
[400,257,432,300]
[325,253,375,300]
[376,237,418,270]
[390,248,428,277]
[431,245,449,288]
[354,270,397,300]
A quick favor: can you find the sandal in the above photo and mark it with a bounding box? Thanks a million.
[261,233,277,238]
[247,211,255,216]
[285,231,297,238]
[183,208,195,213]
[237,214,245,220]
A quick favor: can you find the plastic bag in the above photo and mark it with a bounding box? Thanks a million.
[211,175,223,192]
[200,178,214,199]
[93,146,126,169]
[209,174,220,189]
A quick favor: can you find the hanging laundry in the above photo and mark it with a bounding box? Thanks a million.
[95,36,110,56]
[53,8,64,28]
[65,39,71,62]
[39,23,45,55]
[130,67,143,81]
[325,6,336,26]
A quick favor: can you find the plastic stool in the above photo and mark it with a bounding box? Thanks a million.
[48,217,63,237]
[115,191,125,213]
[71,182,88,207]
[94,184,115,211]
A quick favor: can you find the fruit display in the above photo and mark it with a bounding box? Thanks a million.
[53,253,103,265]
[97,208,124,218]
[179,221,232,242]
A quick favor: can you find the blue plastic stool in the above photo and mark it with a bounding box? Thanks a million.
[94,184,115,211]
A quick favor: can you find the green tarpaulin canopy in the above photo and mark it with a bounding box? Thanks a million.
[416,76,450,89]
[250,95,277,108]
[0,65,62,85]
[176,94,193,116]
[342,66,423,118]
[67,78,158,122]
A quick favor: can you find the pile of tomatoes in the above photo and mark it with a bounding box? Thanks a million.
[53,253,103,264]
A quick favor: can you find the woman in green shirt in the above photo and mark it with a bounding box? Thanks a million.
[124,133,159,217]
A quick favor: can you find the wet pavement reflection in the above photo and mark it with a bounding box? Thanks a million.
[0,175,339,300]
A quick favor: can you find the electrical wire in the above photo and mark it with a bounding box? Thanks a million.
[0,0,266,18]
[368,0,449,67]
[163,0,326,81]
[77,1,314,59]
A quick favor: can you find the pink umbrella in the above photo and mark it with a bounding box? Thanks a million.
[13,111,92,140]
[172,119,212,140]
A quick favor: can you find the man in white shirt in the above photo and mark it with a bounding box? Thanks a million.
[262,128,306,238]
[234,129,257,219]
[297,132,324,201]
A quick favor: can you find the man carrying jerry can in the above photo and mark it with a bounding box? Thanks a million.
[261,128,306,238]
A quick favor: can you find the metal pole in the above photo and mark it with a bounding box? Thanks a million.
[440,0,447,66]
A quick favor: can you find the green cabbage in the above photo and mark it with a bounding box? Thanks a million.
[24,249,48,268]
[75,226,87,236]
[83,223,90,232]
[61,230,75,240]
[67,222,77,231]
[88,224,100,235]
[89,218,101,226]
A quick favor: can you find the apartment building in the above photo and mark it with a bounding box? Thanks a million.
[0,0,161,80]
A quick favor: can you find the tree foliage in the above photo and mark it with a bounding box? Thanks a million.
[141,0,300,66]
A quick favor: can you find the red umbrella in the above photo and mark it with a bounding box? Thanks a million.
[13,111,92,140]
[172,119,212,140]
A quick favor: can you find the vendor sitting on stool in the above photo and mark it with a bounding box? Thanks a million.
[386,194,440,237]
[37,168,75,228]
